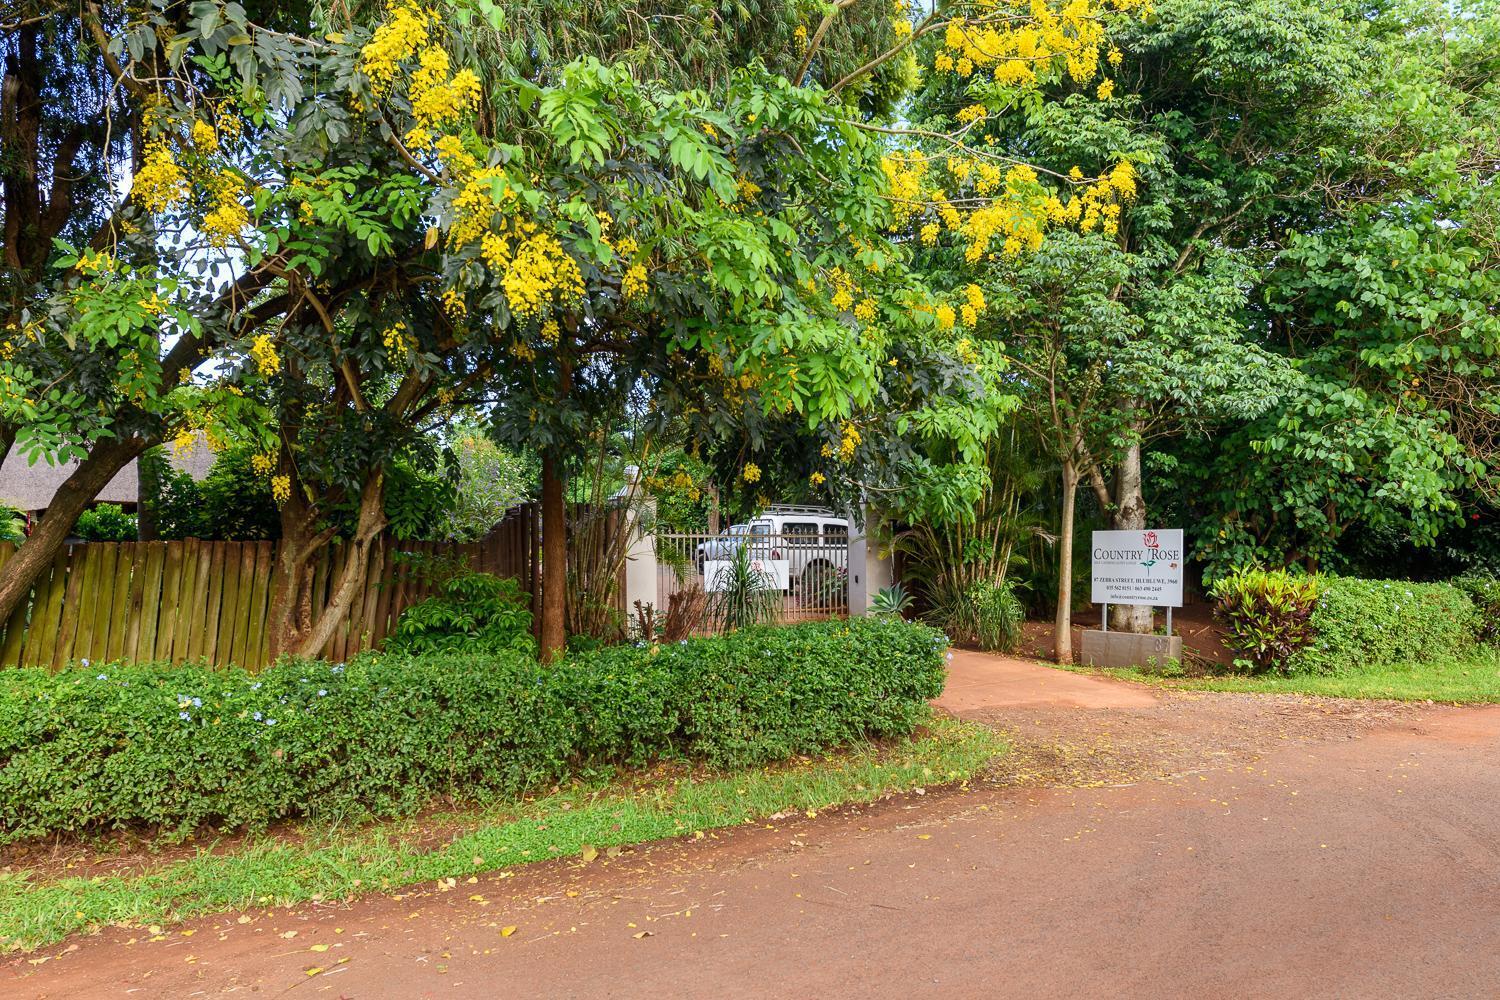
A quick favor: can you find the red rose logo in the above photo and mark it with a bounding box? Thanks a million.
[1142,530,1159,549]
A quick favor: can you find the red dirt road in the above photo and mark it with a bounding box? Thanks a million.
[10,658,1500,999]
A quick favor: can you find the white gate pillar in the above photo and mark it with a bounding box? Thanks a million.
[848,508,893,616]
[622,496,658,618]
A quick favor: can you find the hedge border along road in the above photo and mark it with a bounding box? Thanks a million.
[0,617,949,845]
[0,717,1003,952]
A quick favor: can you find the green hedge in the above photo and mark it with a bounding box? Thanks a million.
[0,618,947,845]
[1291,577,1481,674]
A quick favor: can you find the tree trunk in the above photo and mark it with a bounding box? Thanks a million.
[266,469,388,660]
[1108,431,1154,634]
[265,478,319,659]
[293,471,385,658]
[0,434,146,624]
[1054,458,1078,664]
[136,447,159,541]
[539,449,567,662]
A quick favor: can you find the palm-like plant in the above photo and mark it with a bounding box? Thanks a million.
[706,543,779,632]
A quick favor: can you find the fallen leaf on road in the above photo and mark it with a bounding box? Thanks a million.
[581,845,598,863]
[634,931,653,939]
[280,931,298,940]
[304,966,323,977]
[309,944,329,952]
[500,926,518,938]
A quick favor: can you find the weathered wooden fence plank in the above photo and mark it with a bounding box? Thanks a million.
[104,543,135,664]
[0,501,547,670]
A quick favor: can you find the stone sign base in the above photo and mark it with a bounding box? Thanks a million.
[1080,629,1182,669]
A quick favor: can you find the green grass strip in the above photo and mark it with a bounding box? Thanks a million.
[1080,649,1500,704]
[0,717,1003,953]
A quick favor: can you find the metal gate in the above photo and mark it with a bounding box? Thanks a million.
[653,528,849,633]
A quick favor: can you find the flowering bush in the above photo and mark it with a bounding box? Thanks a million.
[1291,578,1480,675]
[0,618,946,844]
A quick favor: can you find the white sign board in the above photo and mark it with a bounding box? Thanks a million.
[1091,529,1184,607]
[703,558,789,592]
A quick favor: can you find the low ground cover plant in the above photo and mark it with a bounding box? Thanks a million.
[0,617,947,845]
[1213,568,1491,674]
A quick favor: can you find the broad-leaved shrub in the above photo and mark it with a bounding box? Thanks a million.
[0,618,946,844]
[1211,567,1321,673]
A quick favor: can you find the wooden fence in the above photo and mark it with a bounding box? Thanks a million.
[0,503,540,671]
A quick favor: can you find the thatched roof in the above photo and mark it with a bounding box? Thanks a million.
[0,437,217,513]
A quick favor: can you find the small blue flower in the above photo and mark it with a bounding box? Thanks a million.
[191,697,202,707]
[946,652,954,662]
[251,682,262,690]
[317,689,327,697]
[81,658,91,668]
[179,711,191,720]
[331,665,344,673]
[252,711,263,721]
[96,673,108,681]
[265,718,277,726]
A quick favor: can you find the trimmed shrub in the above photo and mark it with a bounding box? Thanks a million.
[1452,576,1500,645]
[1291,577,1479,674]
[0,617,946,844]
[1211,567,1322,673]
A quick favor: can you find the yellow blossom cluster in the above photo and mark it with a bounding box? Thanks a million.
[132,141,188,213]
[382,320,417,358]
[741,462,762,484]
[827,266,857,311]
[250,451,277,476]
[646,467,703,503]
[191,119,219,152]
[809,470,827,487]
[502,232,586,320]
[1041,158,1136,236]
[201,169,250,249]
[933,0,1149,88]
[359,0,480,150]
[961,282,986,326]
[359,0,433,95]
[880,155,925,226]
[895,150,1138,257]
[839,421,862,462]
[250,334,280,376]
[893,0,913,37]
[271,473,292,506]
[441,287,466,318]
[622,263,649,301]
